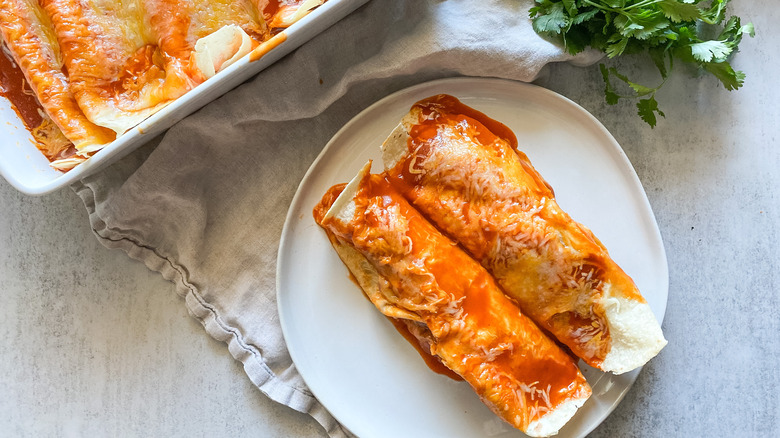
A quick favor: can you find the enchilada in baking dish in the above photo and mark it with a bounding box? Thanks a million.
[314,162,592,437]
[0,0,324,170]
[381,94,667,374]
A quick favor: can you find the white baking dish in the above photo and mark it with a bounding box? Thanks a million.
[0,0,370,195]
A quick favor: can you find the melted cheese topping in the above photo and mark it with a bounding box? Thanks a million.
[316,171,591,434]
[0,0,315,165]
[384,94,647,368]
[41,0,264,135]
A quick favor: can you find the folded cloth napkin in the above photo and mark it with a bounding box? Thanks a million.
[72,1,600,436]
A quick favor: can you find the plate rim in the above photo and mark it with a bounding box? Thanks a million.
[276,76,669,438]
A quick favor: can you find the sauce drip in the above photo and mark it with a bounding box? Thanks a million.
[388,318,463,381]
[0,44,43,129]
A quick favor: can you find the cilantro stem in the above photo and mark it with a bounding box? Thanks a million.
[581,0,617,13]
[624,0,662,12]
[582,0,666,17]
[612,75,669,100]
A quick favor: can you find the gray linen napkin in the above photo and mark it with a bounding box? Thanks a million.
[72,1,600,436]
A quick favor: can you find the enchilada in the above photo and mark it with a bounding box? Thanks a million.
[381,94,667,374]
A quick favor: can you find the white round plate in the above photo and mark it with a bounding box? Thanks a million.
[277,77,668,438]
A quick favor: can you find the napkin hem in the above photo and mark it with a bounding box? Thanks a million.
[71,181,353,438]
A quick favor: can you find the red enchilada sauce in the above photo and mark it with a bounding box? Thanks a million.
[391,94,554,198]
[1,44,43,130]
[414,93,518,150]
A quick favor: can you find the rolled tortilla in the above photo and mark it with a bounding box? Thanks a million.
[314,162,591,437]
[381,94,667,374]
[39,0,169,137]
[0,0,115,154]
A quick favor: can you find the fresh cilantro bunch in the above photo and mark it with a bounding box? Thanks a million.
[529,0,754,127]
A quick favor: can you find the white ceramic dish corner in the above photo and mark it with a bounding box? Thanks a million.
[0,0,370,195]
[277,77,669,438]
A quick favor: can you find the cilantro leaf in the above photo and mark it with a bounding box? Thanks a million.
[704,61,746,91]
[613,12,671,40]
[606,36,629,58]
[637,96,665,128]
[657,0,702,23]
[532,2,569,35]
[561,0,577,16]
[572,9,600,26]
[690,40,732,62]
